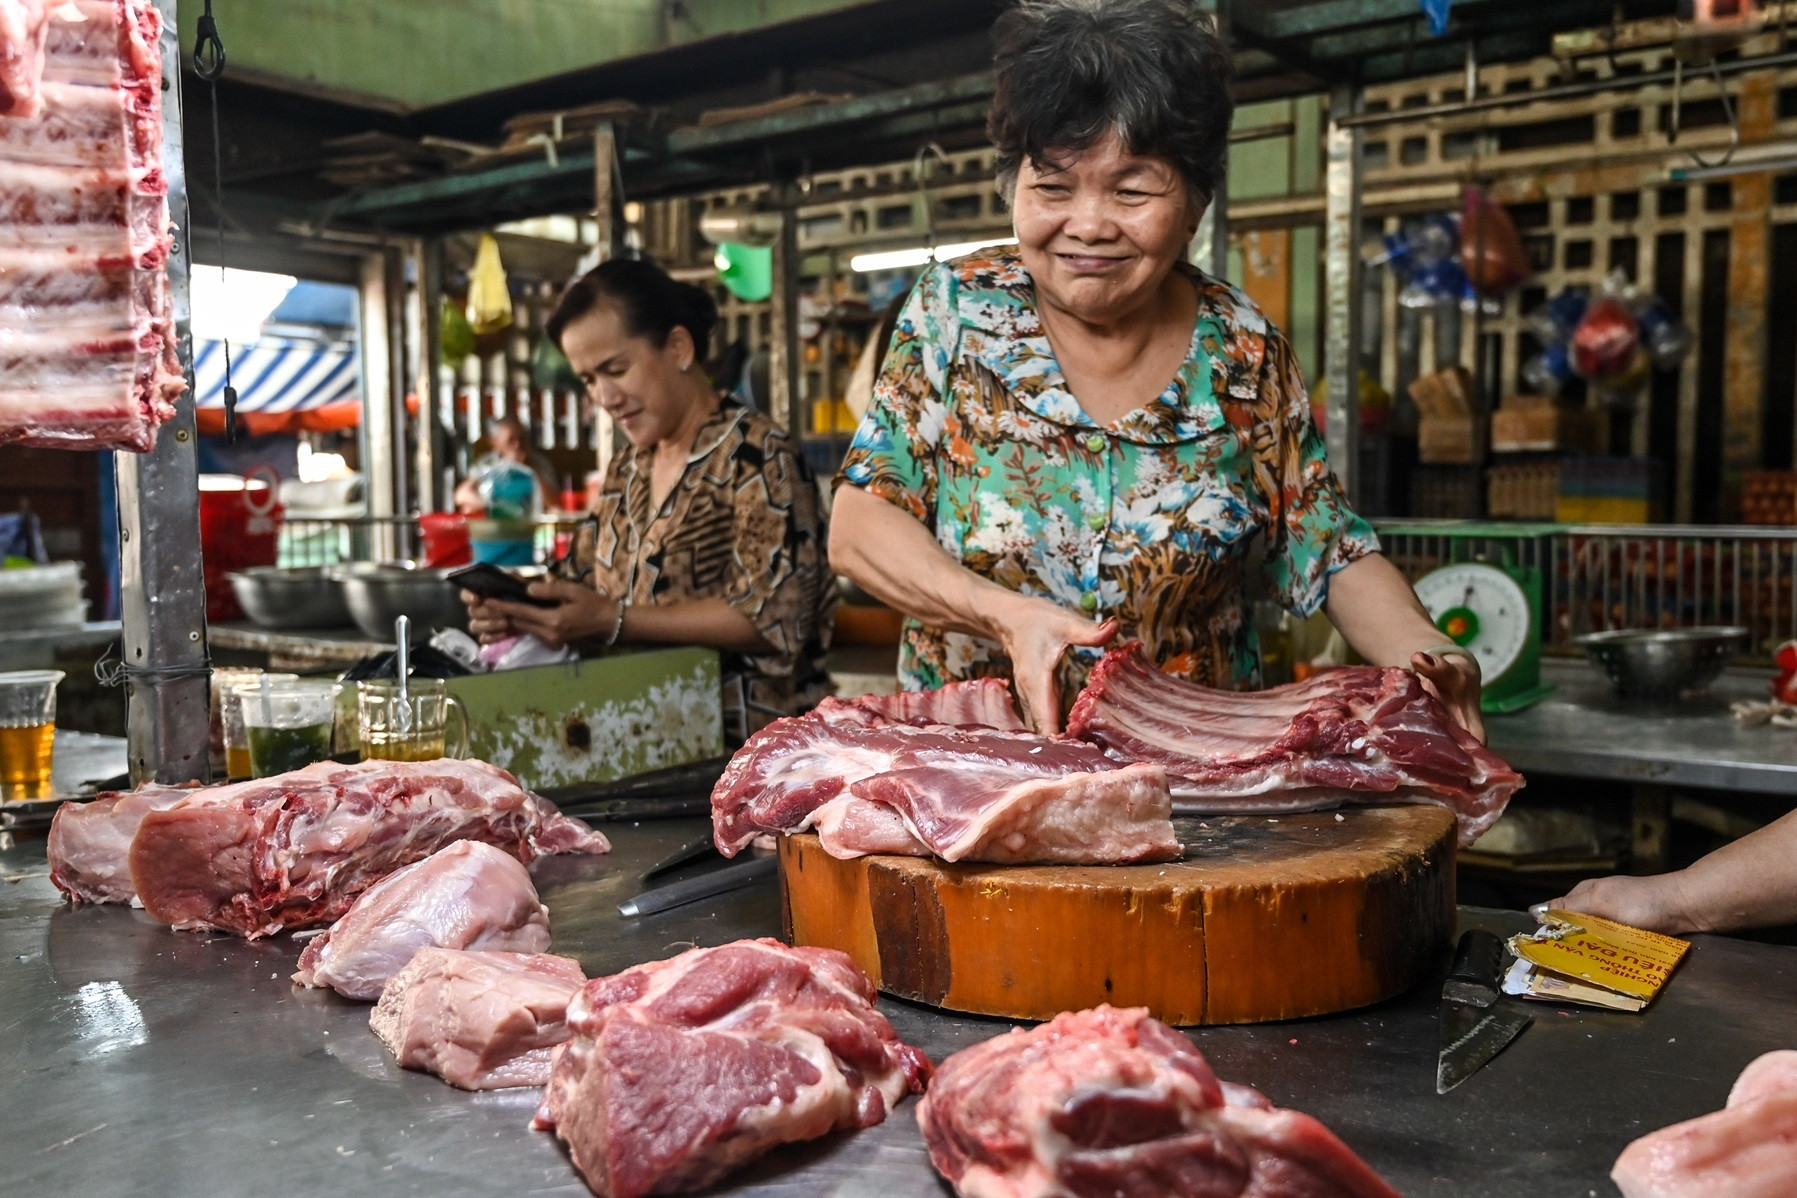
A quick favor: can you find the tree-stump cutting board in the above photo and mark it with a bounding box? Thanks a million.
[779,805,1456,1026]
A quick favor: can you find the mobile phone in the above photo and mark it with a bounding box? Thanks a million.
[446,563,560,608]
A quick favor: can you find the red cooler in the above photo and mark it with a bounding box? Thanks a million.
[199,468,282,621]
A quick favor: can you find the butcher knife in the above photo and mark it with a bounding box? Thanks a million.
[618,855,777,918]
[1436,929,1533,1095]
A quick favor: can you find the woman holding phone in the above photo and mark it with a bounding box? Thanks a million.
[460,258,835,734]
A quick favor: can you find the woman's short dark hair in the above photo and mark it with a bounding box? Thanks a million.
[545,257,719,356]
[988,0,1233,205]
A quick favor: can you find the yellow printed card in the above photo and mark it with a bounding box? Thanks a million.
[1505,909,1691,1005]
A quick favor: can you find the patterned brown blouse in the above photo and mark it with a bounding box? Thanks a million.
[554,397,835,731]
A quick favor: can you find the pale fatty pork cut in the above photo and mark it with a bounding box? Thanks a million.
[293,839,552,1000]
[371,947,586,1091]
[1066,642,1524,846]
[1612,1049,1797,1197]
[0,0,184,450]
[711,681,1179,865]
[918,1004,1400,1198]
[534,938,931,1198]
[47,779,195,904]
[46,758,608,938]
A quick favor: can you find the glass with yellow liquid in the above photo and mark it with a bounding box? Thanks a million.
[222,675,297,779]
[210,667,268,778]
[357,679,468,762]
[0,669,62,800]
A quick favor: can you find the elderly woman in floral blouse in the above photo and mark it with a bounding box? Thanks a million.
[831,0,1482,737]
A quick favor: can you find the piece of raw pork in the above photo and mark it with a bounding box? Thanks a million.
[1612,1049,1797,1197]
[47,780,193,904]
[122,758,607,938]
[711,682,1176,866]
[0,0,183,450]
[918,1004,1400,1198]
[370,947,586,1090]
[1067,642,1524,845]
[535,938,931,1198]
[293,839,551,1000]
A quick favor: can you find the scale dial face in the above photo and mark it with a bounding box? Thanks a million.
[1413,562,1531,683]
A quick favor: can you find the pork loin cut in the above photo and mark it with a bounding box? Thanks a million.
[293,840,552,1000]
[817,679,1027,730]
[918,1004,1399,1198]
[0,0,181,451]
[1067,642,1524,846]
[126,758,608,938]
[1613,1050,1797,1198]
[370,947,585,1090]
[47,780,194,904]
[711,711,1176,865]
[534,938,931,1198]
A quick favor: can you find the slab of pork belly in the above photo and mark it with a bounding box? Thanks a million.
[1613,1050,1797,1198]
[293,840,551,1000]
[129,759,607,938]
[48,781,197,904]
[917,1004,1400,1198]
[369,947,585,1090]
[534,938,931,1198]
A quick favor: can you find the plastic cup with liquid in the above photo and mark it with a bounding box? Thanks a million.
[222,675,298,779]
[242,680,339,778]
[0,669,62,800]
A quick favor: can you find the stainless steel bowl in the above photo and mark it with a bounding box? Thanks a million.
[226,566,352,630]
[1574,626,1749,700]
[330,565,468,642]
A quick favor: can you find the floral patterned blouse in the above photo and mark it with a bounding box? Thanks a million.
[837,248,1377,695]
[556,397,835,732]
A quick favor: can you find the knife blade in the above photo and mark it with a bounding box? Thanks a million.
[1436,928,1533,1095]
[617,855,777,918]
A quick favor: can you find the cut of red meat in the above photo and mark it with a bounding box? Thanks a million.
[47,779,195,904]
[817,679,1027,730]
[1066,643,1523,846]
[711,711,1177,864]
[0,0,181,452]
[1613,1050,1797,1198]
[535,938,931,1198]
[917,1004,1400,1198]
[125,758,608,938]
[292,839,552,1001]
[370,947,586,1091]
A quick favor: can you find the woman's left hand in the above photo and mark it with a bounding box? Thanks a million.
[476,578,617,650]
[1411,649,1485,743]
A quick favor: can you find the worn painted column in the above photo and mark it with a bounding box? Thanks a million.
[591,124,621,479]
[413,238,444,513]
[359,250,398,558]
[771,185,803,438]
[1723,71,1776,504]
[1323,84,1364,504]
[116,0,208,784]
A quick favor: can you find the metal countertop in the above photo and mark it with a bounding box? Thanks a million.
[2,817,1794,1197]
[1486,658,1797,794]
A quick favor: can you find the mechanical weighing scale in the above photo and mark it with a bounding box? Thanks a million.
[1387,522,1562,714]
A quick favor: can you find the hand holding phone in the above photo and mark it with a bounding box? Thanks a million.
[447,563,561,608]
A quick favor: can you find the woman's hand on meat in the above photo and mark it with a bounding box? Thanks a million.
[1411,648,1485,744]
[991,594,1117,736]
[462,579,616,649]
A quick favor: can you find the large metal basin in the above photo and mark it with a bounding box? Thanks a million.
[331,565,467,642]
[1574,626,1749,701]
[226,566,352,630]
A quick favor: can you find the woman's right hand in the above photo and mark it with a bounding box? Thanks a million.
[461,590,515,646]
[990,593,1117,735]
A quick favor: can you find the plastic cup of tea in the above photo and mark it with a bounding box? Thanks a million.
[242,680,339,778]
[0,669,62,801]
[209,667,266,776]
[222,674,298,779]
[357,678,469,762]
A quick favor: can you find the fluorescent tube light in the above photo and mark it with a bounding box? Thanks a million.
[850,237,1018,273]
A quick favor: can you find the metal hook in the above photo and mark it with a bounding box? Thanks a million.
[194,0,226,82]
[1683,57,1741,171]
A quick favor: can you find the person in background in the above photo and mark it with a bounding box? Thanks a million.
[454,417,558,515]
[459,257,835,735]
[1548,811,1797,935]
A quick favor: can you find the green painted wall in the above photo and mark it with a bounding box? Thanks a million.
[181,0,869,109]
[1224,95,1326,382]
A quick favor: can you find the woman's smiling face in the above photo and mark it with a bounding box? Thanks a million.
[1010,129,1202,325]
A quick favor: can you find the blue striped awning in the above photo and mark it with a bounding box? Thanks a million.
[194,337,359,413]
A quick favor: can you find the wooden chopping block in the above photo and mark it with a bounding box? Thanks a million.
[779,806,1456,1026]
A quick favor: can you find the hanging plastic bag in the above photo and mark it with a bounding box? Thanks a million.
[440,297,475,370]
[1570,295,1640,381]
[466,233,514,336]
[1459,187,1530,296]
[1635,296,1693,370]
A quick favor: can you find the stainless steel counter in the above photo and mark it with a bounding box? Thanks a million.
[1487,658,1797,793]
[2,816,1794,1196]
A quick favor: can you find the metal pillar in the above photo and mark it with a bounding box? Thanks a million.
[770,184,803,438]
[359,251,398,560]
[591,125,622,478]
[1323,84,1364,505]
[413,239,444,513]
[116,0,208,784]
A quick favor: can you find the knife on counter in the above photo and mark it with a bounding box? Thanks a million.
[1437,928,1533,1095]
[617,854,777,918]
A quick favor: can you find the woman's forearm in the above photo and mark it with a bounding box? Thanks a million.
[829,484,1024,639]
[1323,553,1455,666]
[1659,808,1797,932]
[621,598,772,655]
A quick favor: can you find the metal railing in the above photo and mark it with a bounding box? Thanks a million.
[1374,521,1797,660]
[276,514,589,570]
